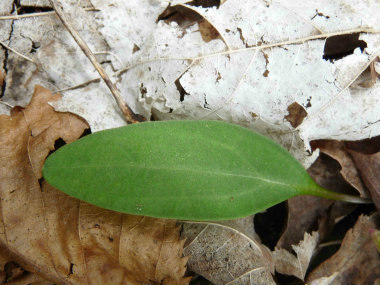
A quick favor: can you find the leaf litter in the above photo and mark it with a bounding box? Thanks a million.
[307,215,380,285]
[0,86,189,284]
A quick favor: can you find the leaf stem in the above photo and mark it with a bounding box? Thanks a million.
[308,185,373,204]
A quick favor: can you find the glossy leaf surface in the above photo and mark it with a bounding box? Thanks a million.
[43,120,341,221]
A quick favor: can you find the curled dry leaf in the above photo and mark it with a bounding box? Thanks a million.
[182,216,275,285]
[0,86,189,285]
[348,150,380,213]
[273,232,319,280]
[307,215,380,285]
[312,140,368,197]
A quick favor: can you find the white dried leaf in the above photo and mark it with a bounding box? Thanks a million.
[0,104,10,116]
[375,62,380,75]
[1,0,380,166]
[182,216,275,285]
[87,0,380,167]
[273,231,319,280]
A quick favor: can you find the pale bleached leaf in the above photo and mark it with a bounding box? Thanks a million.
[273,231,319,280]
[84,0,380,167]
[2,0,380,166]
[182,216,275,285]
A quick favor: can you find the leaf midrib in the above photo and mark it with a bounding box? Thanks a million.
[50,163,301,190]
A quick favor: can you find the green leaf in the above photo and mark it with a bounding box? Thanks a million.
[42,120,368,221]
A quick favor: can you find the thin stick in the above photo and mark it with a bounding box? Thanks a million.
[0,40,34,63]
[53,78,100,93]
[0,8,98,21]
[0,11,56,20]
[48,0,142,124]
[0,100,14,108]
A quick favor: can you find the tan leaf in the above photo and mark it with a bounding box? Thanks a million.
[307,215,380,285]
[273,232,319,280]
[0,237,51,284]
[182,216,275,285]
[0,86,189,284]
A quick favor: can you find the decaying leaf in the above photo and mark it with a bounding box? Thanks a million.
[348,150,380,213]
[0,243,52,285]
[307,215,380,285]
[1,0,126,132]
[273,232,319,280]
[358,56,380,88]
[277,154,356,250]
[311,140,368,197]
[0,86,189,284]
[311,137,380,212]
[182,217,275,285]
[85,0,380,167]
[2,0,380,168]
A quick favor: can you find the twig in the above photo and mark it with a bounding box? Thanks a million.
[0,100,14,109]
[0,40,35,63]
[53,78,100,93]
[0,11,56,20]
[48,0,143,124]
[0,7,98,21]
[318,240,342,249]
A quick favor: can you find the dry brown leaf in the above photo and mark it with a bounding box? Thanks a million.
[307,215,380,285]
[273,232,319,280]
[0,239,51,284]
[277,155,355,250]
[344,135,380,154]
[348,150,380,213]
[312,140,368,197]
[182,217,275,285]
[0,86,189,285]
